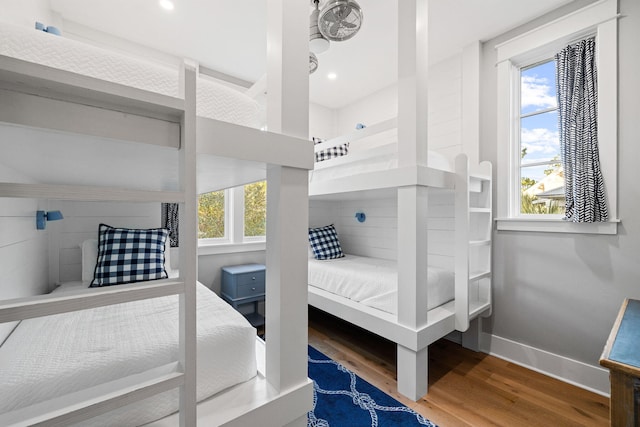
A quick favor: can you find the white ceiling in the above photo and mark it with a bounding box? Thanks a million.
[49,0,573,109]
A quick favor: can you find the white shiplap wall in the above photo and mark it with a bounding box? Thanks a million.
[53,201,160,283]
[0,197,49,343]
[309,188,455,268]
[334,55,463,165]
[427,55,463,162]
[0,162,49,343]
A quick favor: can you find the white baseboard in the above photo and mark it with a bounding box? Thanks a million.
[479,333,610,397]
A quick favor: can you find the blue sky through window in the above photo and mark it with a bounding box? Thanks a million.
[520,60,560,183]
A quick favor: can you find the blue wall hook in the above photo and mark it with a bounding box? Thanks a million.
[355,212,366,223]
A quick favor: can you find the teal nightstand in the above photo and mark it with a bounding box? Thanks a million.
[221,264,265,327]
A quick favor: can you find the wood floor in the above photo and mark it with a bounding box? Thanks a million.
[308,307,610,427]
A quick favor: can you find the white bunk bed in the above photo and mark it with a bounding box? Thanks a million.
[308,117,493,400]
[0,9,313,426]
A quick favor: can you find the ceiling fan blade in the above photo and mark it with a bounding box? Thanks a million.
[336,5,352,21]
[324,11,339,24]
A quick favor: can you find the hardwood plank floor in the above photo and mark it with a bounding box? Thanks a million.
[308,307,610,427]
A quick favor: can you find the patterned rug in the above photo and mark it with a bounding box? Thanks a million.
[307,346,437,427]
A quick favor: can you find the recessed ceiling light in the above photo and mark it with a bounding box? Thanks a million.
[159,0,175,11]
[327,72,337,80]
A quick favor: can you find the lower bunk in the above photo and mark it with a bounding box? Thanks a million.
[0,279,312,427]
[0,281,256,426]
[308,254,491,401]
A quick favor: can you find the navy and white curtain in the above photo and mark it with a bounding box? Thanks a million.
[555,38,608,222]
[161,203,179,247]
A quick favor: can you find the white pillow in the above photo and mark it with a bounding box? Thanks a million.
[81,238,174,282]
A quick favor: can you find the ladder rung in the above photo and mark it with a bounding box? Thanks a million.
[469,239,491,247]
[469,271,492,281]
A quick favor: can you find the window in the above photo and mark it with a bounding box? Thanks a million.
[198,190,226,239]
[244,181,267,238]
[495,0,618,234]
[519,59,564,216]
[198,181,267,248]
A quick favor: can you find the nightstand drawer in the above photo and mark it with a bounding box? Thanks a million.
[236,271,265,287]
[237,280,265,298]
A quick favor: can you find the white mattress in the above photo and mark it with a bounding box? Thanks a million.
[0,23,261,128]
[0,281,257,426]
[308,254,454,315]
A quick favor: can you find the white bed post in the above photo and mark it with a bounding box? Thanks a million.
[178,60,198,426]
[396,0,430,401]
[265,1,310,424]
[397,0,429,168]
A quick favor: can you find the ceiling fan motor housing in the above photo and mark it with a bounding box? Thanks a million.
[318,0,363,42]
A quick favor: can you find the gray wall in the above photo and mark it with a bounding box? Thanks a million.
[481,0,640,368]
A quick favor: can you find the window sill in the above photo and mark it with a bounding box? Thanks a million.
[198,241,266,256]
[495,218,620,235]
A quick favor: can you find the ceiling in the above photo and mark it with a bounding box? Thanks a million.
[49,0,573,109]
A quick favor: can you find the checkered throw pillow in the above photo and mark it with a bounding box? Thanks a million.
[90,224,169,287]
[313,137,349,163]
[308,224,345,260]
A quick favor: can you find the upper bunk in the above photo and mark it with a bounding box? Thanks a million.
[0,22,313,197]
[309,117,490,199]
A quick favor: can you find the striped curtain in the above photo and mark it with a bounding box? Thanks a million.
[555,38,608,222]
[161,203,179,247]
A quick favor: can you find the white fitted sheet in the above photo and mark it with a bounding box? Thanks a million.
[308,255,454,315]
[0,282,257,426]
[0,23,261,128]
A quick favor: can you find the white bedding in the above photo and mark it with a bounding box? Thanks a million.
[0,23,261,128]
[0,281,257,426]
[308,254,454,315]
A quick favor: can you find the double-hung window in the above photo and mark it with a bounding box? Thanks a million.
[495,0,618,234]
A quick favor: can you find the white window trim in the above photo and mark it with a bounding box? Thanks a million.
[495,0,619,234]
[198,184,266,254]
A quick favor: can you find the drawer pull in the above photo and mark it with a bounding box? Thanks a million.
[252,287,256,291]
[252,276,256,280]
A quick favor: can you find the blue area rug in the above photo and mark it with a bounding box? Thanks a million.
[307,346,437,427]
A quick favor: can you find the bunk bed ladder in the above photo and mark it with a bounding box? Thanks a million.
[454,154,493,332]
[0,61,198,426]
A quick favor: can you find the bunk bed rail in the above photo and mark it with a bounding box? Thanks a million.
[313,117,398,154]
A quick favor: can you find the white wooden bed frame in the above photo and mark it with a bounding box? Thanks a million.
[309,138,493,401]
[0,2,313,426]
[306,2,493,402]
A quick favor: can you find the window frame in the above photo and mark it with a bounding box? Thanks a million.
[495,0,619,234]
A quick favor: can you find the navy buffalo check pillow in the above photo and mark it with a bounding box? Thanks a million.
[90,224,168,287]
[313,137,349,163]
[308,224,345,260]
